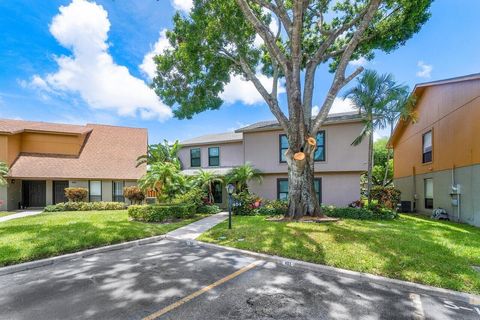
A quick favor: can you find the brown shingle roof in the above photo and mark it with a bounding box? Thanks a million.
[0,118,92,135]
[9,123,147,180]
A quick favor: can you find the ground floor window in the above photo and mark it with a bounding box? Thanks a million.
[213,181,222,203]
[112,181,125,202]
[89,180,102,202]
[424,178,433,209]
[314,178,322,204]
[277,179,289,200]
[277,178,322,203]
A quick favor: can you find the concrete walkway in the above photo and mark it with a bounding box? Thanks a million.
[0,210,43,223]
[167,211,228,240]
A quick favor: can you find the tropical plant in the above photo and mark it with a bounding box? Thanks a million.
[151,0,432,218]
[225,163,262,193]
[345,70,407,204]
[379,91,416,185]
[136,140,182,168]
[193,169,223,204]
[0,161,8,186]
[123,186,145,204]
[138,162,187,203]
[64,188,88,202]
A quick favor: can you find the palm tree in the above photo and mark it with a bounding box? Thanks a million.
[138,161,185,203]
[136,140,182,168]
[345,70,405,204]
[193,169,223,204]
[225,163,263,193]
[379,91,416,186]
[0,161,8,186]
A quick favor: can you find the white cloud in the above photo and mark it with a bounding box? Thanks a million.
[171,0,193,12]
[349,57,368,67]
[416,61,433,78]
[312,98,356,116]
[220,73,285,105]
[34,0,172,121]
[140,29,171,80]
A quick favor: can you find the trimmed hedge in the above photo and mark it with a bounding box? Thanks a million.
[197,205,221,214]
[128,204,195,222]
[64,188,88,202]
[323,206,398,220]
[255,200,288,216]
[44,201,126,212]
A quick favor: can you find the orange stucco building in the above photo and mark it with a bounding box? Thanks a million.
[389,73,480,226]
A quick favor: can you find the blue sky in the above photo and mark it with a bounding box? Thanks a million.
[0,0,479,143]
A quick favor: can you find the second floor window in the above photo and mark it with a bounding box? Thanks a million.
[190,148,201,167]
[208,147,220,166]
[279,135,288,162]
[314,131,326,161]
[89,180,102,202]
[422,130,432,163]
[280,131,326,163]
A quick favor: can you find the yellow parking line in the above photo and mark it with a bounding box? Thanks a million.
[143,260,261,320]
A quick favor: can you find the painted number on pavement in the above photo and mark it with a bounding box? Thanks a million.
[444,300,480,316]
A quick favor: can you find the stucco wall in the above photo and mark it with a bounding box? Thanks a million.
[243,122,368,174]
[395,164,480,227]
[6,179,22,211]
[21,132,84,156]
[178,141,244,169]
[248,172,360,207]
[0,185,6,211]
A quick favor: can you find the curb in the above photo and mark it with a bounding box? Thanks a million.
[164,236,480,304]
[0,234,168,276]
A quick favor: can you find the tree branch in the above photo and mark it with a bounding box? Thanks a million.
[312,0,381,133]
[250,0,293,38]
[237,57,289,133]
[235,0,289,74]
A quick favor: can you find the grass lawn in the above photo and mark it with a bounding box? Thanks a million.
[0,212,14,218]
[198,214,480,294]
[0,210,204,266]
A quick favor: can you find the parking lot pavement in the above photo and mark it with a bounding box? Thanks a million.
[0,238,478,320]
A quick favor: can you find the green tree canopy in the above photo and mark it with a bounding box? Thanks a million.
[0,162,8,186]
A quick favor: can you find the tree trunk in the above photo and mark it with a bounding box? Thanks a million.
[284,135,323,219]
[367,130,374,205]
[382,122,394,186]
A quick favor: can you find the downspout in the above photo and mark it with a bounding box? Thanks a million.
[412,166,417,213]
[452,165,461,221]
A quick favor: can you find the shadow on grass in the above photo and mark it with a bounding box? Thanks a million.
[0,211,201,266]
[201,215,480,293]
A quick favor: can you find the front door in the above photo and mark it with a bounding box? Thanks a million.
[22,180,46,208]
[53,181,69,204]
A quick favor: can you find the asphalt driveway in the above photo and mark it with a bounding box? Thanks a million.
[0,238,478,320]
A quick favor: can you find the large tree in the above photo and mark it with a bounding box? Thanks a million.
[152,0,432,218]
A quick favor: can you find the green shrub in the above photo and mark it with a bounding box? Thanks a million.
[172,188,207,210]
[255,200,288,216]
[370,186,401,209]
[123,186,145,204]
[232,191,261,216]
[128,204,195,222]
[64,188,88,202]
[197,205,221,214]
[323,205,397,220]
[44,201,126,212]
